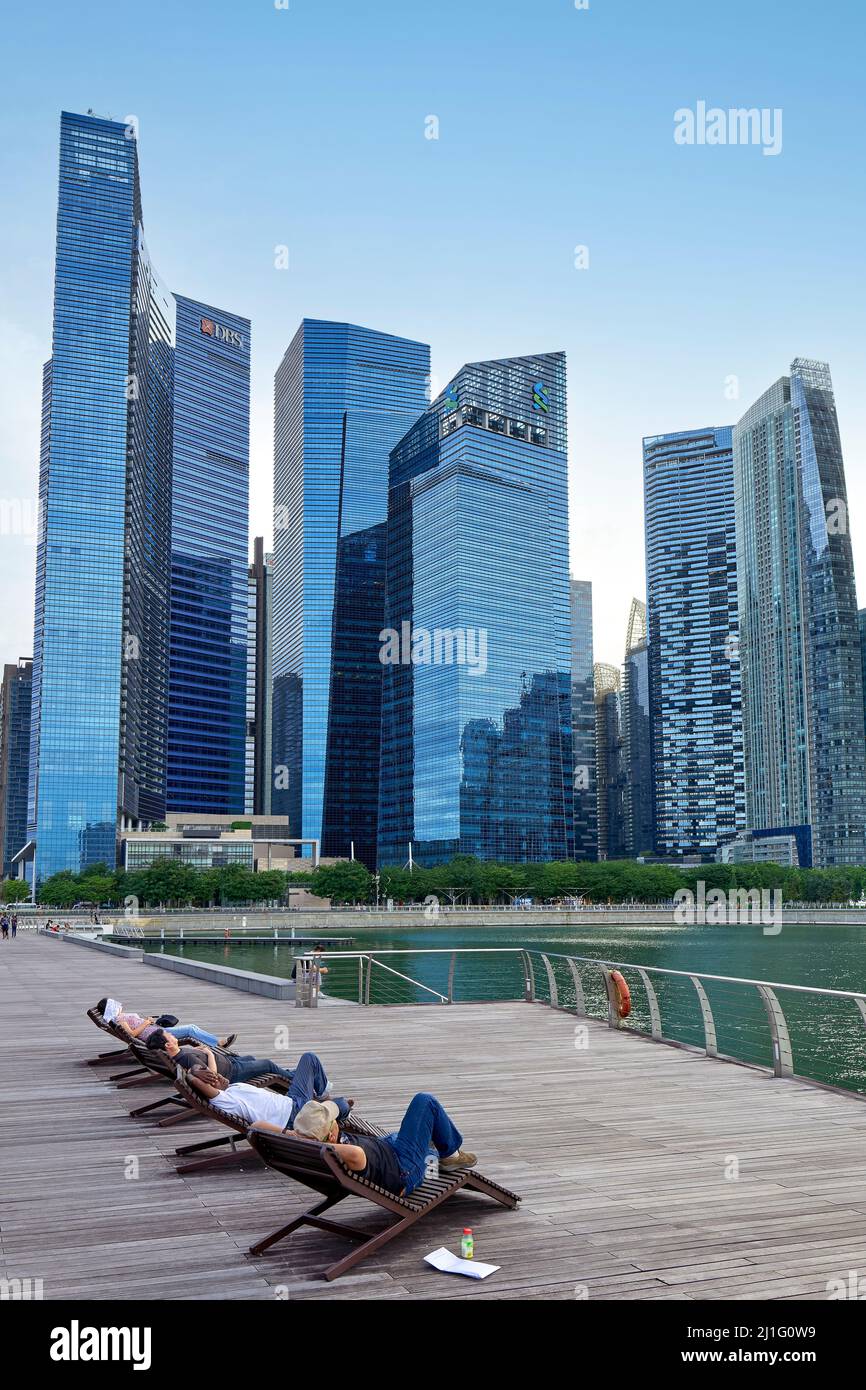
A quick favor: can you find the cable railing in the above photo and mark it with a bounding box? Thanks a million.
[302,947,866,1097]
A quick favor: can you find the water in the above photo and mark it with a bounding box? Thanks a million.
[143,920,866,1095]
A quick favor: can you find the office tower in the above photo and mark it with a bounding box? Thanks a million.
[621,599,653,856]
[593,663,626,860]
[859,609,866,741]
[166,296,251,816]
[734,359,866,866]
[643,426,745,858]
[570,579,598,859]
[0,659,33,879]
[29,112,174,881]
[246,539,273,816]
[379,353,573,866]
[272,320,430,866]
[28,112,251,881]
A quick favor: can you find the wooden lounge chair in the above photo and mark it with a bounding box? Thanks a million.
[246,1122,520,1281]
[85,1006,143,1074]
[171,1068,292,1174]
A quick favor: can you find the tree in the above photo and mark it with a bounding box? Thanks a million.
[309,861,371,904]
[1,879,31,904]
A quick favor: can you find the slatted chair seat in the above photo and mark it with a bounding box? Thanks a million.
[170,1067,293,1171]
[85,1006,140,1067]
[246,1123,520,1281]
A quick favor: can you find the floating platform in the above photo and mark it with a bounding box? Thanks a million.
[106,934,355,947]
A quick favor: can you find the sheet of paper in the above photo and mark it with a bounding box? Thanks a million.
[424,1246,499,1279]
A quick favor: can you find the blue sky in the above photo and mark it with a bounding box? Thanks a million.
[2,0,865,666]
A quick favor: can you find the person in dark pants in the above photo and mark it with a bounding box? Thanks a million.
[188,1053,351,1133]
[10,916,17,938]
[293,1092,477,1196]
[150,1030,298,1086]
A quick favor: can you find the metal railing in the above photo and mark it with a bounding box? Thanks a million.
[311,947,866,1097]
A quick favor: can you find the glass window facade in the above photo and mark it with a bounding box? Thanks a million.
[570,579,597,859]
[124,839,254,872]
[29,112,174,880]
[643,426,745,857]
[734,360,866,866]
[167,296,251,817]
[379,353,573,867]
[0,660,33,876]
[622,600,654,857]
[271,320,430,867]
[593,663,626,861]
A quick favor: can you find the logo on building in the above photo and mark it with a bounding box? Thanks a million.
[444,383,458,413]
[200,317,244,349]
[532,381,550,413]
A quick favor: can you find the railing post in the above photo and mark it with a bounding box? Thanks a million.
[600,967,620,1028]
[636,967,662,1039]
[756,985,793,1076]
[358,955,364,1004]
[566,958,586,1015]
[540,953,558,1008]
[447,951,456,1004]
[364,955,373,1006]
[689,975,718,1057]
[521,951,536,1002]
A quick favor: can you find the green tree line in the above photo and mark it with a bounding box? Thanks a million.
[24,853,866,910]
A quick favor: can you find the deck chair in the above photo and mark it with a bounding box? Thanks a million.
[85,1006,143,1074]
[171,1068,292,1174]
[126,1042,242,1126]
[246,1121,520,1281]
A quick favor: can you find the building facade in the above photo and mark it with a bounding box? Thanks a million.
[246,538,273,815]
[621,599,653,857]
[570,579,598,859]
[593,663,626,860]
[167,295,251,817]
[29,112,175,881]
[28,112,250,882]
[734,359,866,867]
[0,660,33,879]
[378,353,574,866]
[271,320,430,867]
[643,426,745,858]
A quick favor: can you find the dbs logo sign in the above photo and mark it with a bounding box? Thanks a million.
[200,317,244,349]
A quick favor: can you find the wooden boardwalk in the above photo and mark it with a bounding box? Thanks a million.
[2,932,866,1301]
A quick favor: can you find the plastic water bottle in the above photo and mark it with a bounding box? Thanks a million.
[424,1149,439,1181]
[461,1228,474,1260]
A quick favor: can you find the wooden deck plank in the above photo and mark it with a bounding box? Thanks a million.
[1,931,864,1301]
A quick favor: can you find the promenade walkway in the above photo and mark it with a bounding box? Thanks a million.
[2,932,865,1300]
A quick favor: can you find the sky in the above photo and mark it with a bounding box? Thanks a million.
[1,0,865,668]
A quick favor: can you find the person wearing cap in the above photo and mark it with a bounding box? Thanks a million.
[187,1052,351,1133]
[293,1092,477,1197]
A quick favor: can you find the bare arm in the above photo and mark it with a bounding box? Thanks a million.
[119,1016,154,1039]
[328,1143,367,1172]
[249,1120,289,1135]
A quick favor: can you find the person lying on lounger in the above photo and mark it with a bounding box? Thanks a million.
[95,997,236,1050]
[292,1093,477,1197]
[187,1055,352,1133]
[151,1031,298,1086]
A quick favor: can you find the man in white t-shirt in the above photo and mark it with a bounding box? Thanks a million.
[189,1051,352,1134]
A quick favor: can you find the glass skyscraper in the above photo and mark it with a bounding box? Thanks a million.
[593,663,626,861]
[29,112,174,881]
[0,659,33,879]
[378,353,573,867]
[166,295,250,816]
[621,599,653,857]
[643,426,745,857]
[734,360,866,867]
[28,112,250,880]
[246,538,273,816]
[271,320,430,865]
[570,579,597,859]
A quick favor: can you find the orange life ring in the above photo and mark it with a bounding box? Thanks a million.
[610,970,631,1019]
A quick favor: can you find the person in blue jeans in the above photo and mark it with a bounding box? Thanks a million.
[151,1030,297,1086]
[188,1052,351,1133]
[293,1092,477,1196]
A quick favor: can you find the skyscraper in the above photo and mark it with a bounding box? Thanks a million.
[570,579,597,859]
[28,112,250,880]
[643,426,745,858]
[29,112,174,881]
[271,320,430,866]
[246,538,273,816]
[593,663,626,860]
[166,296,251,816]
[378,353,573,866]
[0,659,33,880]
[734,359,866,867]
[621,599,653,857]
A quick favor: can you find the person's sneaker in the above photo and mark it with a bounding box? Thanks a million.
[440,1149,477,1170]
[221,1033,238,1049]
